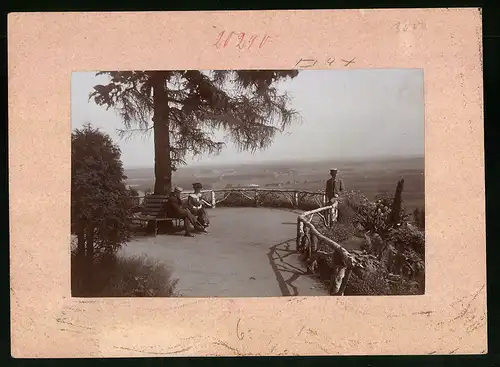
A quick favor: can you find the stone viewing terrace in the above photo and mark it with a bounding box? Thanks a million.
[122,188,360,297]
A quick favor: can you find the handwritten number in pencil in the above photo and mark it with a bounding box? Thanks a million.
[259,35,271,49]
[293,57,356,68]
[236,33,246,49]
[213,29,270,50]
[393,21,426,32]
[214,31,225,48]
[247,35,258,50]
[295,58,318,68]
[236,318,244,340]
[224,32,235,47]
[341,57,356,67]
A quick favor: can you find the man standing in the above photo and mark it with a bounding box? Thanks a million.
[325,168,344,203]
[164,186,206,237]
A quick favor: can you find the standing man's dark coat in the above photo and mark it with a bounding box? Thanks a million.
[325,168,344,202]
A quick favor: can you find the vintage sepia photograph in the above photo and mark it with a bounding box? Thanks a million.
[9,9,486,357]
[71,69,425,298]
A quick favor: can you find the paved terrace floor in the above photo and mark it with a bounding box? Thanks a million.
[119,207,330,297]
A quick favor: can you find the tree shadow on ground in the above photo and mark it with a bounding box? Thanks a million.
[267,238,324,296]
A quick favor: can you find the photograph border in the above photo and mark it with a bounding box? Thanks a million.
[8,8,485,357]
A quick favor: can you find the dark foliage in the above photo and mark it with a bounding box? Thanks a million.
[386,224,425,258]
[318,184,425,296]
[413,207,425,230]
[71,252,178,297]
[320,222,356,243]
[388,178,405,227]
[71,124,135,294]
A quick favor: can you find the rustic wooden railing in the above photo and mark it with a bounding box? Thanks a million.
[138,188,328,210]
[136,188,357,296]
[296,201,360,296]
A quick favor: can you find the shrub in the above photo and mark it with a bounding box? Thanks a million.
[128,187,141,208]
[338,190,392,236]
[386,224,425,257]
[319,222,356,243]
[71,252,178,297]
[336,200,358,226]
[389,278,421,295]
[344,266,422,296]
[344,267,391,295]
[312,185,425,296]
[71,124,134,261]
[413,207,425,230]
[215,191,321,211]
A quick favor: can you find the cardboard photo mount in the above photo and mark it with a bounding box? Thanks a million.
[8,8,485,357]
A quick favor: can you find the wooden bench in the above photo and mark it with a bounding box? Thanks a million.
[134,195,184,236]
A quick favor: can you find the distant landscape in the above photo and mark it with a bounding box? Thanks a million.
[125,155,424,213]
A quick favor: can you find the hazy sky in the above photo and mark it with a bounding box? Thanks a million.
[71,69,424,168]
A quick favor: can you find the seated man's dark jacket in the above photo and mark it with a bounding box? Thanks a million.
[164,194,184,218]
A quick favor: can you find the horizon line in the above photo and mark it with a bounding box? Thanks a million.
[123,154,425,170]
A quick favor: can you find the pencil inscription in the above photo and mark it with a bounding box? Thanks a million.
[214,30,271,50]
[294,57,356,68]
[392,21,426,32]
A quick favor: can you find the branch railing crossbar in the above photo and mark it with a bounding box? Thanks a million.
[137,188,329,210]
[133,188,355,296]
[296,200,360,296]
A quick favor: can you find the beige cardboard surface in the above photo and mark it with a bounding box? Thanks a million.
[8,9,485,357]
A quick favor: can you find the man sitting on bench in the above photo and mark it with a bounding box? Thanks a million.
[164,186,206,237]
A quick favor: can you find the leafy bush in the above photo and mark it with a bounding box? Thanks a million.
[72,124,135,261]
[389,278,421,295]
[71,252,178,297]
[338,190,392,236]
[216,191,320,211]
[386,224,425,257]
[344,266,422,295]
[128,187,141,209]
[344,268,391,295]
[319,222,356,243]
[318,188,426,296]
[413,207,425,230]
[336,199,358,226]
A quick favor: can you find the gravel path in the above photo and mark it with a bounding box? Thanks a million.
[119,207,329,297]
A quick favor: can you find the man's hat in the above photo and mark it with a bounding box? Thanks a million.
[330,168,338,172]
[174,186,183,193]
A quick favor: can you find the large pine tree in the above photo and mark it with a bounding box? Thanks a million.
[89,70,301,194]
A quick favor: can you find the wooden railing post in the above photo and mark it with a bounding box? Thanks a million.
[337,268,352,296]
[211,190,216,208]
[297,203,354,296]
[329,264,347,295]
[311,233,318,253]
[296,217,303,252]
[294,191,299,208]
[254,189,259,207]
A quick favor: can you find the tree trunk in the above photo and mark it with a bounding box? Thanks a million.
[151,72,173,195]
